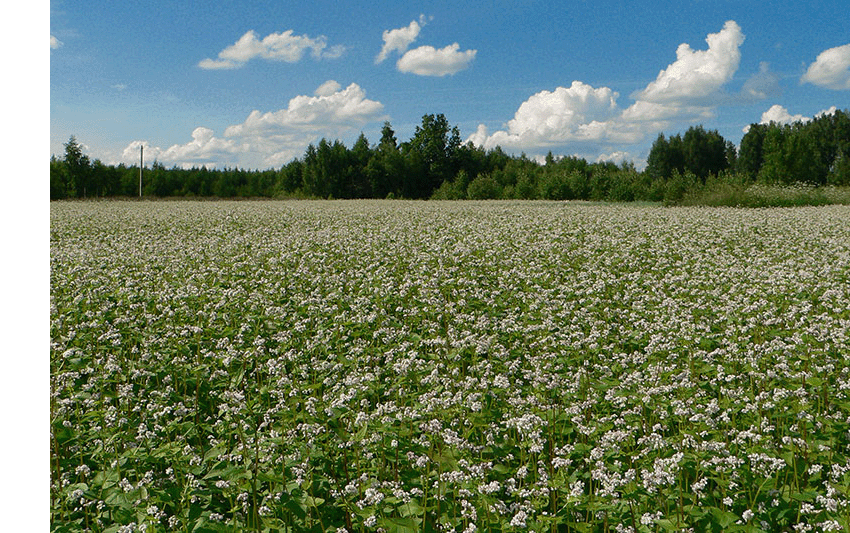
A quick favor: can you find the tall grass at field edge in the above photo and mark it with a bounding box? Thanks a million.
[677,182,850,208]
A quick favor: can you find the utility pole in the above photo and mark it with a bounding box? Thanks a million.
[139,145,143,198]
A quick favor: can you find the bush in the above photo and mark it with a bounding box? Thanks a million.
[431,179,465,200]
[537,171,572,200]
[466,174,502,199]
[514,171,538,199]
[663,170,700,205]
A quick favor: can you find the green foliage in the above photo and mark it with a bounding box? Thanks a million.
[537,170,573,200]
[683,125,728,180]
[431,170,470,200]
[402,114,463,198]
[465,173,501,199]
[50,156,71,200]
[64,136,92,198]
[679,179,850,207]
[52,109,849,203]
[742,109,850,186]
[51,201,850,531]
[646,126,731,184]
[646,133,685,182]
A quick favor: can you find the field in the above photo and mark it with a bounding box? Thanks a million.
[51,200,850,532]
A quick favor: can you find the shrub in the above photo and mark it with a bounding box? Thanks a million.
[466,173,502,199]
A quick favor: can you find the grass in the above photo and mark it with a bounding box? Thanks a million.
[51,200,850,532]
[678,182,850,208]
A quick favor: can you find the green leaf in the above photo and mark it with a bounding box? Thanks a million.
[191,517,235,533]
[304,495,325,508]
[709,508,739,528]
[398,500,424,518]
[655,519,682,532]
[379,517,421,533]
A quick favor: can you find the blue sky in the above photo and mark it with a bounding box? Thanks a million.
[50,0,850,170]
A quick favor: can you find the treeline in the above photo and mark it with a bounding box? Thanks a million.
[51,110,850,202]
[50,141,281,199]
[647,109,850,186]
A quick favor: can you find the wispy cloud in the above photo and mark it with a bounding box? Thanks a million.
[198,29,345,70]
[801,43,850,90]
[741,62,781,100]
[376,15,428,64]
[50,34,63,50]
[377,16,475,76]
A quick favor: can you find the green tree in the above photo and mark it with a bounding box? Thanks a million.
[348,133,373,198]
[403,114,462,197]
[278,160,304,194]
[724,140,737,173]
[645,133,684,181]
[757,125,788,184]
[50,156,70,199]
[64,136,91,197]
[682,125,728,181]
[366,122,404,197]
[303,139,350,198]
[737,123,767,179]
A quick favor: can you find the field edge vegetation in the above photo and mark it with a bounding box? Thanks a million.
[51,110,850,208]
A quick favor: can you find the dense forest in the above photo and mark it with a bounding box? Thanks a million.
[51,110,850,203]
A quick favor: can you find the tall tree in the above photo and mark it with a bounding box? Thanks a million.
[367,122,403,197]
[682,125,727,181]
[758,125,788,184]
[348,133,373,198]
[64,136,91,197]
[50,156,70,199]
[737,123,767,179]
[404,114,462,197]
[645,133,681,180]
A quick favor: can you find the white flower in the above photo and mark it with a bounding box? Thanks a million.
[509,510,527,528]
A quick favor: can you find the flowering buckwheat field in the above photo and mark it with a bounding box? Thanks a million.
[51,200,850,533]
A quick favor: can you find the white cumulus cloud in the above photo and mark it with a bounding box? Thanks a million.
[122,128,244,168]
[633,20,744,105]
[224,82,384,135]
[741,105,840,133]
[198,29,344,70]
[50,34,63,49]
[314,80,342,97]
[801,43,850,90]
[376,15,428,63]
[759,104,809,125]
[596,151,634,165]
[467,81,624,150]
[469,21,747,158]
[122,82,386,169]
[396,43,476,76]
[816,106,839,118]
